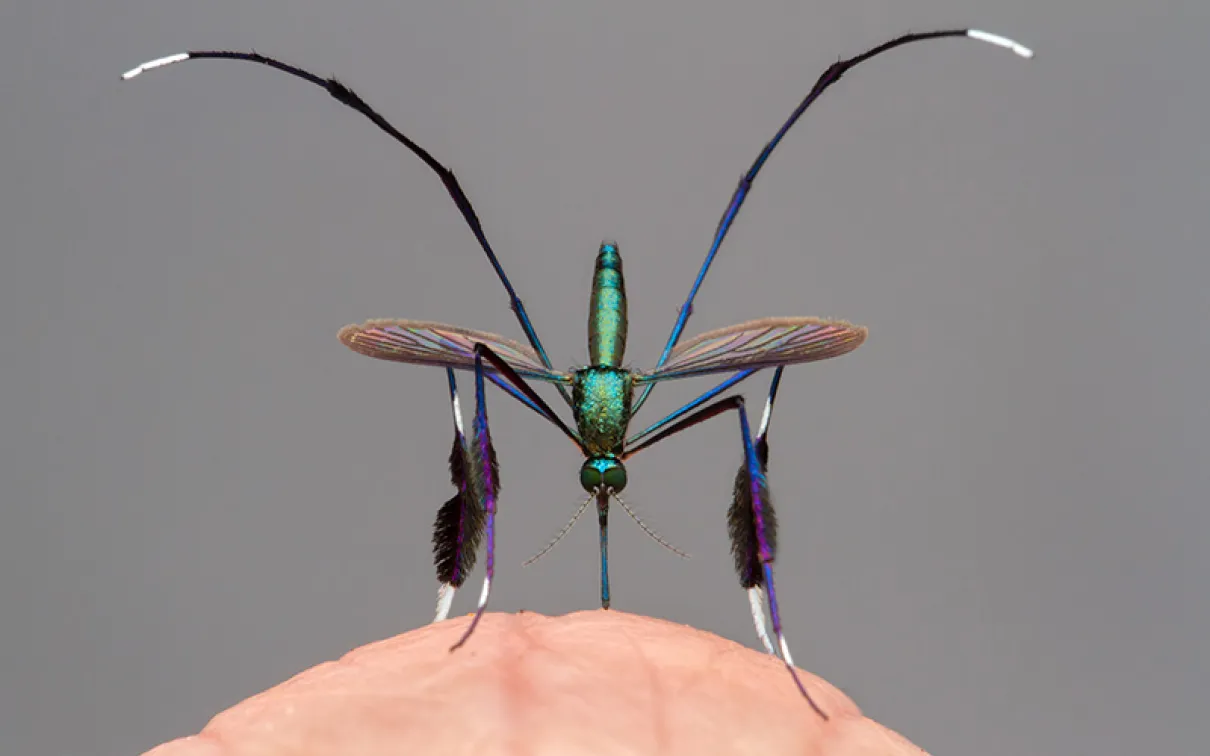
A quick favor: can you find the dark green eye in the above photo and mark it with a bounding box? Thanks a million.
[580,463,602,492]
[602,464,627,492]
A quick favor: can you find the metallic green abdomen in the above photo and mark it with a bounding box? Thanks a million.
[588,242,628,368]
[572,367,633,457]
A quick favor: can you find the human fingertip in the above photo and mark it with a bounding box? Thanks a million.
[143,734,227,755]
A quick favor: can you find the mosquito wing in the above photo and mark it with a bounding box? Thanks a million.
[634,317,866,383]
[339,319,572,383]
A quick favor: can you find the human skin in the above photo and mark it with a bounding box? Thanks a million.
[144,610,929,755]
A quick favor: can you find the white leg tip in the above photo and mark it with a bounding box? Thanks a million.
[778,634,795,667]
[748,587,777,655]
[121,52,190,80]
[476,575,492,609]
[434,582,455,623]
[967,29,1034,59]
[451,391,465,435]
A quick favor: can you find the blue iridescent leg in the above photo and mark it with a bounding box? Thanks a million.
[634,28,1031,414]
[734,392,826,719]
[120,49,572,406]
[449,350,499,652]
[626,368,758,449]
[733,377,827,718]
[743,368,784,653]
[447,342,587,651]
[623,388,827,718]
[474,345,582,449]
[484,371,550,424]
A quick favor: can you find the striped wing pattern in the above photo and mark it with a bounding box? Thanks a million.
[338,319,571,383]
[636,317,867,383]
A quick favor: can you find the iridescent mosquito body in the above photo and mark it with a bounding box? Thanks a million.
[124,28,1031,718]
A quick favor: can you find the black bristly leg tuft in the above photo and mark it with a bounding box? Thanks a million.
[432,489,477,585]
[432,433,495,588]
[727,444,776,589]
[729,370,779,588]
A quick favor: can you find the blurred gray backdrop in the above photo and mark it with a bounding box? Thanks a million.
[3,1,1207,754]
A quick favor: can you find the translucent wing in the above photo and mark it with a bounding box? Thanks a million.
[339,319,572,383]
[635,317,866,383]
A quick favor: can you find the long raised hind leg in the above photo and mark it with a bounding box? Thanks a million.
[632,27,1031,414]
[121,48,573,406]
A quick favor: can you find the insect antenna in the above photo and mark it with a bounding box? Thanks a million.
[522,494,594,566]
[611,491,690,559]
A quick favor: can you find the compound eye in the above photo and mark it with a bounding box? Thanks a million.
[580,464,602,492]
[602,464,627,492]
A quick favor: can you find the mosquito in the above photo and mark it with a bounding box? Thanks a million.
[123,27,1031,718]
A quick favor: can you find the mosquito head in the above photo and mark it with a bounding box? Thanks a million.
[580,456,627,493]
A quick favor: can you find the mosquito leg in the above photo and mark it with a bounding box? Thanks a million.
[739,367,784,647]
[748,587,775,655]
[622,394,745,459]
[633,28,1031,414]
[449,351,500,652]
[121,48,573,406]
[434,582,456,624]
[474,343,582,450]
[756,366,785,444]
[484,371,554,425]
[432,369,467,621]
[626,368,758,449]
[431,368,495,623]
[622,390,827,718]
[442,339,572,648]
[735,392,827,719]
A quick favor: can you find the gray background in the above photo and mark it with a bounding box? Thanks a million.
[3,1,1206,754]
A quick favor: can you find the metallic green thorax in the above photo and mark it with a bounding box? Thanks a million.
[588,242,627,368]
[572,367,633,457]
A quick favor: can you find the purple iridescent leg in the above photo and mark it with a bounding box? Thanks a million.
[736,391,827,719]
[449,351,498,651]
[622,382,827,718]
